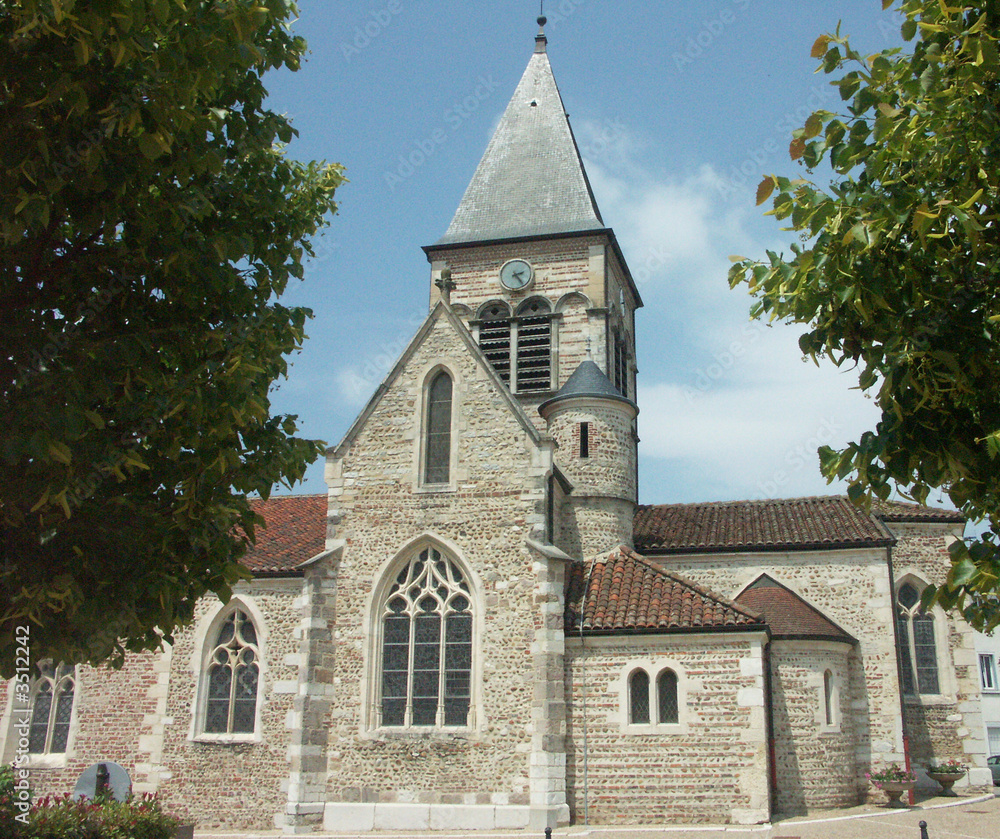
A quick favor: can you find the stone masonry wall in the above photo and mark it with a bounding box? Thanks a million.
[155,580,302,831]
[769,642,857,814]
[564,633,769,825]
[323,312,560,825]
[889,521,987,783]
[650,548,902,804]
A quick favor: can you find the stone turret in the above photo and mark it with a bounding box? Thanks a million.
[539,360,638,557]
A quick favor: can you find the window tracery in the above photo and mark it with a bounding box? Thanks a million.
[28,663,74,755]
[205,609,260,734]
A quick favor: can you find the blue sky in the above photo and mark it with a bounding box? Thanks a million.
[261,1,938,508]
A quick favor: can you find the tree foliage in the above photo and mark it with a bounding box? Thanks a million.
[729,0,1000,629]
[0,0,344,674]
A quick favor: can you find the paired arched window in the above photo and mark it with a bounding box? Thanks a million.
[205,608,260,734]
[897,581,940,695]
[28,663,74,754]
[476,298,553,392]
[379,546,473,729]
[628,667,678,725]
[424,371,453,485]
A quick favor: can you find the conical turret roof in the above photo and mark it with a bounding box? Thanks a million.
[435,29,604,246]
[539,360,637,415]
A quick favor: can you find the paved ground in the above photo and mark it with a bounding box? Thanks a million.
[194,792,998,839]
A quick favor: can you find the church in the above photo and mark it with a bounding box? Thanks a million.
[2,17,993,833]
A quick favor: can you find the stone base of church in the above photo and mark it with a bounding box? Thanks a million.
[322,802,537,831]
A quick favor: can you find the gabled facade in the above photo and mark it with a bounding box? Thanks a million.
[1,18,992,833]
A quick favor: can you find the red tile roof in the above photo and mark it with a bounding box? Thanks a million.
[872,499,965,523]
[565,547,764,633]
[634,496,896,555]
[734,574,855,643]
[241,494,327,575]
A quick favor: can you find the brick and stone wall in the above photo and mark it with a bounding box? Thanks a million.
[563,632,769,825]
[769,641,857,814]
[322,311,565,830]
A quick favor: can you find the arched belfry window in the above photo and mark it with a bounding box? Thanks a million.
[515,297,552,392]
[28,663,74,754]
[424,371,453,484]
[380,546,473,728]
[897,581,940,695]
[478,302,512,384]
[205,608,260,734]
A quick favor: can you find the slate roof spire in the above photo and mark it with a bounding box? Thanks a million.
[435,17,605,246]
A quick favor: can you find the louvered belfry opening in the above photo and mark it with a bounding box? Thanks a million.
[478,302,512,384]
[516,297,552,391]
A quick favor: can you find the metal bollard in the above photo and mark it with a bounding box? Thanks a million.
[919,820,929,839]
[545,828,552,839]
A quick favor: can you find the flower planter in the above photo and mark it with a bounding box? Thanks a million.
[926,770,965,796]
[880,780,916,807]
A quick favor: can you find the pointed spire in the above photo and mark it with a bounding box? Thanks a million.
[434,16,604,246]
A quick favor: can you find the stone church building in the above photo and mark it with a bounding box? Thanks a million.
[3,20,993,833]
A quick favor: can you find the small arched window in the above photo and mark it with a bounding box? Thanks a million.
[380,546,473,728]
[629,670,650,724]
[897,581,940,695]
[823,669,835,726]
[28,663,74,754]
[205,609,260,734]
[657,669,678,724]
[424,371,453,484]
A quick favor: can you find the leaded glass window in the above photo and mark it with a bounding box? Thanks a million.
[629,670,650,724]
[205,609,260,734]
[28,663,74,754]
[379,547,472,728]
[657,669,678,724]
[897,581,940,696]
[424,372,452,484]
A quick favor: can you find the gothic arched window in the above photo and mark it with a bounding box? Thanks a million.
[657,669,678,724]
[897,581,940,695]
[28,663,74,754]
[629,669,650,724]
[424,371,453,485]
[379,546,473,728]
[205,609,260,734]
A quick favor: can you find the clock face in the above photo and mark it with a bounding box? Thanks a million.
[499,259,533,291]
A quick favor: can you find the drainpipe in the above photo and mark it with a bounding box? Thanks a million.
[763,635,776,818]
[886,544,914,805]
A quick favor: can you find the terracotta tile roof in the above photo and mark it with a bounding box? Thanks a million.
[734,575,856,643]
[565,546,765,633]
[241,494,327,575]
[634,496,895,555]
[872,499,965,523]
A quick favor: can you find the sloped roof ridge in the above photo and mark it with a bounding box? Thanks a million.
[736,573,856,643]
[613,546,764,625]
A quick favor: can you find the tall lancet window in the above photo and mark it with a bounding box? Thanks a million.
[897,581,940,695]
[424,371,453,484]
[380,546,473,728]
[28,663,75,754]
[205,609,260,734]
[516,297,552,391]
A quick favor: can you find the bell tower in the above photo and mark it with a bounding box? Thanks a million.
[422,17,642,424]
